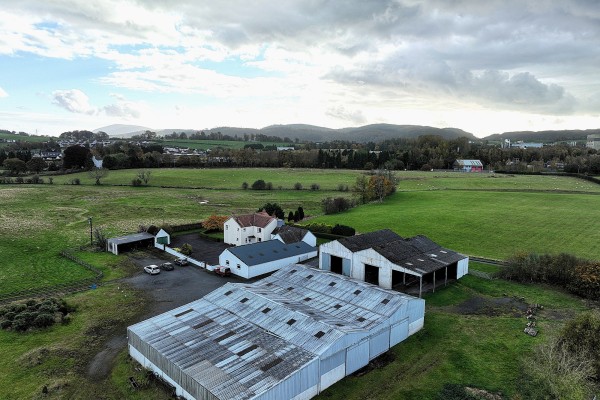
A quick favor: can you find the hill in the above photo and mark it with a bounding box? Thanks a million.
[92,124,152,137]
[484,129,599,143]
[104,124,477,142]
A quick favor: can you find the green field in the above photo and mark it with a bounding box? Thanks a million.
[0,168,598,399]
[0,132,49,144]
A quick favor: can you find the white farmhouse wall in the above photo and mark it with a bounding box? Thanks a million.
[224,218,241,246]
[219,248,318,279]
[224,217,278,247]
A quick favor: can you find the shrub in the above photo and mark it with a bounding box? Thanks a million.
[421,163,432,171]
[0,320,11,329]
[146,225,159,235]
[33,313,55,329]
[567,262,600,300]
[302,223,332,234]
[131,178,143,186]
[322,197,354,214]
[310,183,320,190]
[48,177,53,184]
[180,243,193,256]
[15,177,24,183]
[31,175,43,184]
[251,179,266,190]
[265,181,273,190]
[337,184,349,192]
[331,224,355,236]
[71,178,80,185]
[258,203,285,219]
[294,182,303,190]
[241,181,248,190]
[559,311,600,379]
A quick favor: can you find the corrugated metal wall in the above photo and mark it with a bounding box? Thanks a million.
[369,328,390,359]
[342,258,351,276]
[254,358,319,400]
[321,253,330,270]
[320,350,345,375]
[390,318,409,346]
[346,339,369,375]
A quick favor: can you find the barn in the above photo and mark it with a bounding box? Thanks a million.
[127,264,425,400]
[453,159,484,172]
[106,232,155,255]
[319,230,469,297]
[218,240,317,279]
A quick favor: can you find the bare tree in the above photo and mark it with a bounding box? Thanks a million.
[88,167,109,185]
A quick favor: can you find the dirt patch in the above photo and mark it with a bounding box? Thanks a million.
[353,352,395,377]
[453,296,529,317]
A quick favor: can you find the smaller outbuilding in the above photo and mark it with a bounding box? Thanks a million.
[219,240,317,279]
[107,232,155,255]
[271,225,317,247]
[453,159,483,172]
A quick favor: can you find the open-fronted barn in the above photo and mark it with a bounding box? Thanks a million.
[128,264,425,400]
[106,232,155,255]
[319,230,469,296]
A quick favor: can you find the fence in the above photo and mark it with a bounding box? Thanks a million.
[0,250,104,304]
[154,243,208,269]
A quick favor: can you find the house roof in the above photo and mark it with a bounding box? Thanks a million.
[128,265,420,399]
[337,229,402,252]
[271,225,309,244]
[231,211,276,228]
[454,159,483,167]
[225,240,316,267]
[106,232,154,245]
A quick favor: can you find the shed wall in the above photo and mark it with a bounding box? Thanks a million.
[346,339,369,375]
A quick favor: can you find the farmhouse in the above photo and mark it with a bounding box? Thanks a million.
[319,230,469,297]
[219,240,317,279]
[224,211,279,246]
[128,264,425,400]
[453,159,484,172]
[106,232,155,255]
[271,225,317,247]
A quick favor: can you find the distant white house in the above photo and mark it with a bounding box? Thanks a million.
[223,211,278,246]
[219,240,318,279]
[271,225,317,247]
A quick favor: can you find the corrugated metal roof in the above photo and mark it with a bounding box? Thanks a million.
[337,229,403,252]
[454,159,483,167]
[129,264,419,399]
[225,240,316,267]
[107,232,154,245]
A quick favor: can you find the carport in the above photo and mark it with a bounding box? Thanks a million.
[107,232,155,255]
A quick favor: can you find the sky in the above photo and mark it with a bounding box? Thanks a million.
[0,1,599,138]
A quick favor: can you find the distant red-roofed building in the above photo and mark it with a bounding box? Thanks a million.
[224,211,279,246]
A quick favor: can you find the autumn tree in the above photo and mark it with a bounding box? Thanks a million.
[202,215,229,232]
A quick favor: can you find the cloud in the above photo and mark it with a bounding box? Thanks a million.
[51,89,143,119]
[326,106,366,124]
[52,89,94,114]
[0,86,7,97]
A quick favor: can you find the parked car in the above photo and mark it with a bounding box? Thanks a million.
[174,258,188,266]
[144,265,160,275]
[160,262,174,271]
[214,266,231,277]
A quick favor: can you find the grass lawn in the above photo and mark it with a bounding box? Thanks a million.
[47,167,362,190]
[310,190,600,260]
[316,275,588,400]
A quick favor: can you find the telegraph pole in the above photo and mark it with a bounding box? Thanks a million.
[88,217,93,247]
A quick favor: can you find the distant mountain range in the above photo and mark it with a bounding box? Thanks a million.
[93,123,598,143]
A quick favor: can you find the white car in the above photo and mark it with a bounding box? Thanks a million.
[144,265,161,275]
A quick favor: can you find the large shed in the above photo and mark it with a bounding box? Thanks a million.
[319,230,469,296]
[219,240,317,279]
[106,232,155,255]
[128,264,425,400]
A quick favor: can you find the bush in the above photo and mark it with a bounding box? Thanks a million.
[302,223,332,234]
[33,313,55,329]
[265,181,273,190]
[146,225,159,235]
[421,163,433,171]
[15,177,24,183]
[310,183,320,190]
[567,262,600,300]
[241,181,248,190]
[559,311,600,379]
[258,203,285,219]
[294,182,302,190]
[71,178,80,185]
[180,243,193,256]
[131,178,143,186]
[331,224,355,236]
[337,184,349,192]
[251,179,266,190]
[48,177,53,184]
[322,197,354,214]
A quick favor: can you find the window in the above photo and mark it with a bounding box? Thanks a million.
[333,304,342,309]
[314,331,325,339]
[240,298,249,303]
[226,225,228,230]
[329,282,336,286]
[258,228,261,233]
[304,297,312,301]
[237,344,258,357]
[258,238,261,242]
[381,298,390,305]
[262,307,271,314]
[287,318,296,325]
[226,260,230,266]
[353,290,362,295]
[224,290,233,296]
[357,316,366,322]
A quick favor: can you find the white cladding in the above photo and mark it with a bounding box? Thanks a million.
[128,265,425,400]
[223,214,278,246]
